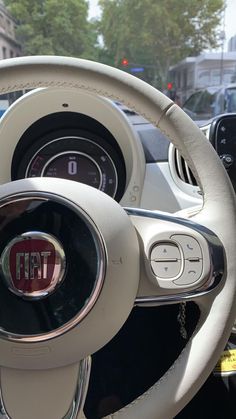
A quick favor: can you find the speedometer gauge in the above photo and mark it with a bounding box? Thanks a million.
[41,152,102,189]
[26,137,118,197]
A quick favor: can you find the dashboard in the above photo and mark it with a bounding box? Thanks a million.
[1,87,235,219]
[210,114,236,189]
[0,87,201,215]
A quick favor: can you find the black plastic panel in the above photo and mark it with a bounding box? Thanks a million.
[210,113,236,189]
[137,127,170,163]
[115,102,170,163]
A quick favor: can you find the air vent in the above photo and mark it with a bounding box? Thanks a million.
[173,148,197,186]
[168,144,201,198]
[169,123,210,191]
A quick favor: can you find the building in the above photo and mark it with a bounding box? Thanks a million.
[169,52,236,104]
[0,0,21,60]
[228,35,236,52]
[0,1,22,108]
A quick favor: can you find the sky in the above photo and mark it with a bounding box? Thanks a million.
[88,0,101,19]
[88,0,236,51]
[224,0,236,48]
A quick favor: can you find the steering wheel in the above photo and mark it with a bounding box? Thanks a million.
[0,56,235,419]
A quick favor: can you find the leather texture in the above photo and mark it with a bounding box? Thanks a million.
[0,56,235,419]
[0,364,80,419]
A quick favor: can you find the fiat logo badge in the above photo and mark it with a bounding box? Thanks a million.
[0,232,66,299]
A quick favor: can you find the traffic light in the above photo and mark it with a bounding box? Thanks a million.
[121,58,129,66]
[167,82,173,90]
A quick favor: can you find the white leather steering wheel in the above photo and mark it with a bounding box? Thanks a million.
[0,56,235,419]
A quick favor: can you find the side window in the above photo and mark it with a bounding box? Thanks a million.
[193,91,217,118]
[183,92,202,112]
[226,89,236,113]
[214,92,225,116]
[2,47,7,59]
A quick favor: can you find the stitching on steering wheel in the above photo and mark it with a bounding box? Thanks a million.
[0,80,158,124]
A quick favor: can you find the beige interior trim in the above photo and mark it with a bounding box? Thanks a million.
[0,56,235,418]
[0,87,146,207]
[0,364,79,419]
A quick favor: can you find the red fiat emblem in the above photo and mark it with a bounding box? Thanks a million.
[0,232,66,299]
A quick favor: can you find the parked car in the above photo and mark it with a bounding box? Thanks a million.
[0,97,9,117]
[183,84,236,123]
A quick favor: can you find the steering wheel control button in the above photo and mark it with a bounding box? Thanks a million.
[221,154,234,169]
[151,260,181,279]
[150,242,181,261]
[150,242,183,279]
[0,232,66,299]
[174,259,203,285]
[171,235,202,259]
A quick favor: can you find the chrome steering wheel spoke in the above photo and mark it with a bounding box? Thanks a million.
[0,357,91,419]
[64,357,91,419]
[126,208,225,307]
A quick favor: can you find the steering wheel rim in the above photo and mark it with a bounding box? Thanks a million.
[0,56,235,419]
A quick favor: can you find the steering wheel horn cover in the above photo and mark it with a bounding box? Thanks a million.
[0,178,140,356]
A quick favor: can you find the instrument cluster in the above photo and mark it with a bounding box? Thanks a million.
[11,111,127,202]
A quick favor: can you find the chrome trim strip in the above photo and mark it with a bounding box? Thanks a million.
[0,385,10,419]
[126,207,224,306]
[184,161,193,185]
[25,135,118,198]
[0,193,107,343]
[135,274,222,306]
[0,357,91,419]
[176,149,185,182]
[64,357,91,419]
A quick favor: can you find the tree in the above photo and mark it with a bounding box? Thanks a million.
[4,0,98,59]
[98,0,224,87]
